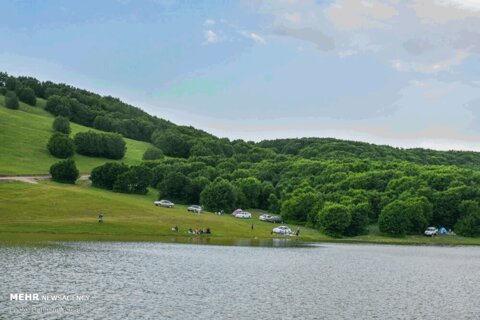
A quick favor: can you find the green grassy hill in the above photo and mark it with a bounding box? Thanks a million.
[0,96,152,175]
[0,180,321,243]
[1,180,478,245]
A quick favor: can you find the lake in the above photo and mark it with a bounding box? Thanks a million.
[1,241,479,319]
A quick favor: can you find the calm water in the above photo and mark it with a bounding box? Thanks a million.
[0,241,479,320]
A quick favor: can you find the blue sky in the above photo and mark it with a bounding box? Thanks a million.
[2,0,480,150]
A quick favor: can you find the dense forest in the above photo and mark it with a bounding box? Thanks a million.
[1,71,480,237]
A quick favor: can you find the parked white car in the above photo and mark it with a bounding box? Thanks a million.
[260,214,282,223]
[424,227,438,237]
[235,212,252,219]
[272,226,292,235]
[187,205,203,213]
[154,200,174,208]
[232,209,243,216]
[259,214,271,221]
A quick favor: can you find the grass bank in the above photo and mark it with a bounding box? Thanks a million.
[1,180,479,246]
[0,96,152,175]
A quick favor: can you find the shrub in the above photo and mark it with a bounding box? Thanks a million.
[4,91,19,110]
[5,77,17,91]
[47,133,75,159]
[17,87,36,106]
[378,197,432,236]
[113,166,152,194]
[45,95,72,118]
[0,87,6,95]
[151,129,191,158]
[281,190,319,223]
[74,131,126,159]
[90,162,129,190]
[455,200,480,237]
[344,203,370,236]
[157,171,190,200]
[200,178,238,212]
[52,116,71,134]
[378,201,409,236]
[142,147,164,160]
[317,203,352,237]
[50,159,79,184]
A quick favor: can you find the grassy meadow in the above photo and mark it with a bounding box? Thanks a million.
[1,180,479,245]
[0,96,152,175]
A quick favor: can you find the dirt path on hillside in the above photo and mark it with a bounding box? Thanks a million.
[0,174,90,184]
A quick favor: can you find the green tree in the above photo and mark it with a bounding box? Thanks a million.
[200,178,238,212]
[378,200,409,236]
[45,95,72,118]
[151,129,191,158]
[455,200,480,237]
[317,203,352,237]
[113,166,152,194]
[90,162,129,190]
[74,131,126,159]
[5,77,17,91]
[47,133,75,159]
[281,190,319,223]
[158,171,190,200]
[235,177,262,208]
[4,91,19,109]
[185,176,210,204]
[268,193,281,214]
[50,159,79,184]
[17,87,36,106]
[344,203,369,236]
[52,116,71,134]
[142,147,164,160]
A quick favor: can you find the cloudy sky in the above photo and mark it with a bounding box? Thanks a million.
[1,0,480,150]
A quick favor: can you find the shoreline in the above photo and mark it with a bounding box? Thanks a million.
[1,231,479,247]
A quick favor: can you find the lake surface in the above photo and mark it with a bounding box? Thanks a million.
[1,241,479,319]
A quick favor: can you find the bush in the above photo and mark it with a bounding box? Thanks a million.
[344,203,369,236]
[317,203,352,237]
[5,77,17,91]
[142,147,164,160]
[50,159,79,184]
[281,190,319,223]
[74,131,126,159]
[47,133,75,159]
[455,200,480,237]
[151,129,191,158]
[378,201,409,236]
[200,178,238,212]
[45,95,72,118]
[90,162,129,190]
[113,166,152,194]
[378,197,432,236]
[52,116,71,134]
[158,171,190,200]
[17,87,36,106]
[4,91,19,110]
[0,87,6,95]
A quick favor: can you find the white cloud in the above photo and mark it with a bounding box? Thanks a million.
[204,30,220,44]
[204,19,215,27]
[391,51,469,74]
[325,0,399,30]
[248,32,266,44]
[410,0,480,24]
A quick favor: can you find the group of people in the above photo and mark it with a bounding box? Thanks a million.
[188,228,211,235]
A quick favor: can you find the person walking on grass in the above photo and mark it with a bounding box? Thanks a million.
[98,212,103,223]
